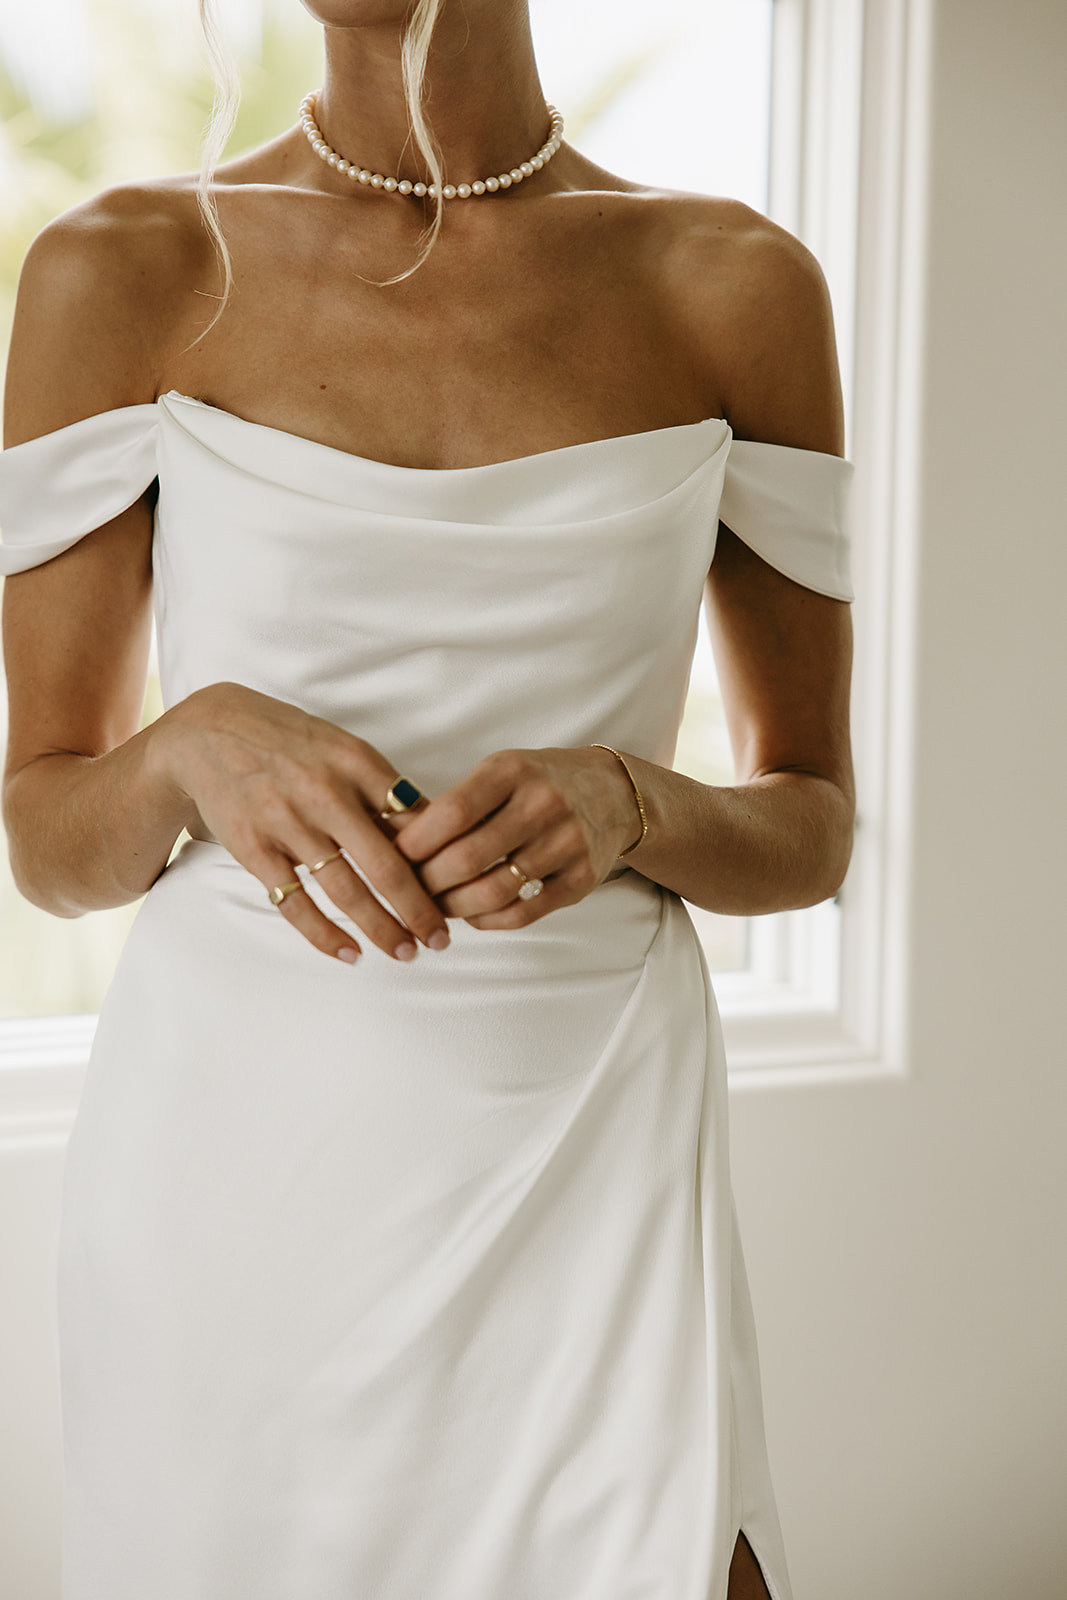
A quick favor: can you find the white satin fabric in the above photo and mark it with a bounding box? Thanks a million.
[0,394,852,1600]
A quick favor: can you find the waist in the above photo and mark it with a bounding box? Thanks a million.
[158,836,667,986]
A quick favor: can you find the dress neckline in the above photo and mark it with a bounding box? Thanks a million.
[158,390,731,477]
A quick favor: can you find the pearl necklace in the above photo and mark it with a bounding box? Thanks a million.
[298,92,564,200]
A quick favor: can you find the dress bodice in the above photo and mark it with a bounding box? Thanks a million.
[0,393,853,792]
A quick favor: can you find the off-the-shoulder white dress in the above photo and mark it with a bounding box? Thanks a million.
[0,393,852,1600]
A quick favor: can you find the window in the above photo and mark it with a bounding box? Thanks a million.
[0,0,925,1114]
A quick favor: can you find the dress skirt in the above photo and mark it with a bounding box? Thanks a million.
[56,839,790,1600]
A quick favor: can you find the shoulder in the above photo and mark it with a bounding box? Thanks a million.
[644,192,845,454]
[4,179,215,447]
[15,178,212,328]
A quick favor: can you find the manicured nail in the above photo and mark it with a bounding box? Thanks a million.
[394,941,418,962]
[337,947,360,965]
[427,928,450,951]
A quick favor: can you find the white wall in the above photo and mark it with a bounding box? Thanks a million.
[731,2,1067,1595]
[2,3,1066,1596]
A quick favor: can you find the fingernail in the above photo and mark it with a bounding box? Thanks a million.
[337,947,360,965]
[427,929,450,951]
[394,941,418,962]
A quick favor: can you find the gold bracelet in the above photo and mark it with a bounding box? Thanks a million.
[590,744,648,857]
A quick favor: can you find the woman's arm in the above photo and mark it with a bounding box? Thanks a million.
[396,212,855,920]
[2,200,189,914]
[603,546,854,914]
[632,215,855,911]
[2,198,450,962]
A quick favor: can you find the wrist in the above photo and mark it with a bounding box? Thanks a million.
[589,744,648,857]
[140,700,204,835]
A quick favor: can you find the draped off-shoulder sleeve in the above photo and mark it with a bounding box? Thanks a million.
[0,405,159,575]
[718,437,854,601]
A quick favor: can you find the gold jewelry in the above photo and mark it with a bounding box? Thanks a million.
[380,776,423,820]
[590,744,648,857]
[308,849,343,875]
[268,878,304,907]
[507,860,544,901]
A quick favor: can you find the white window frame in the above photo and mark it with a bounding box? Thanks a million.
[719,0,930,1088]
[0,0,931,1148]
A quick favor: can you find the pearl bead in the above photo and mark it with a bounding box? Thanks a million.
[413,182,428,197]
[443,184,457,199]
[510,168,523,183]
[383,176,398,191]
[337,159,350,173]
[398,179,413,195]
[498,174,512,188]
[456,183,472,198]
[472,181,486,195]
[485,176,499,191]
[427,184,438,198]
[370,173,384,188]
[326,152,339,167]
[530,156,543,170]
[520,162,534,177]
[358,170,371,184]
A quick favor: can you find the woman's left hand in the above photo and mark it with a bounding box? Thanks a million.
[392,746,644,927]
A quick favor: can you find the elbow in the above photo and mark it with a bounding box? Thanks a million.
[3,784,84,920]
[5,840,86,920]
[807,792,855,907]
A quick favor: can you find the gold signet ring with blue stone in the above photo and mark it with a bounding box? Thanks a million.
[380,776,423,819]
[507,861,544,901]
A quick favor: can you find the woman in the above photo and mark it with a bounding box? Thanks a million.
[0,1,854,1596]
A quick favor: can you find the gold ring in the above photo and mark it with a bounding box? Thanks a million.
[380,775,423,818]
[309,849,343,875]
[268,879,304,907]
[507,861,544,901]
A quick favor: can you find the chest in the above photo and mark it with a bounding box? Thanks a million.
[163,191,723,469]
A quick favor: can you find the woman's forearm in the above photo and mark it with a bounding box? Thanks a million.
[2,714,193,918]
[616,751,854,915]
[4,717,854,924]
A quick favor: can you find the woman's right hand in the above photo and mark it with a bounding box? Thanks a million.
[149,681,450,964]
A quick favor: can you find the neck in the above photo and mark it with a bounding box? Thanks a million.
[311,1,551,189]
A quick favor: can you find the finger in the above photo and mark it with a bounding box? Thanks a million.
[461,858,594,930]
[287,817,450,960]
[252,844,364,964]
[319,803,452,954]
[393,754,521,863]
[313,852,450,959]
[276,816,422,954]
[417,790,576,898]
[433,830,570,919]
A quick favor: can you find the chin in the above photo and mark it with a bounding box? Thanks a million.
[298,0,418,26]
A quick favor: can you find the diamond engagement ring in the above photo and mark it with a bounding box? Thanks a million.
[507,861,544,901]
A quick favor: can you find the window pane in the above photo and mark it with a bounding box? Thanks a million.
[0,0,772,1017]
[531,0,772,206]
